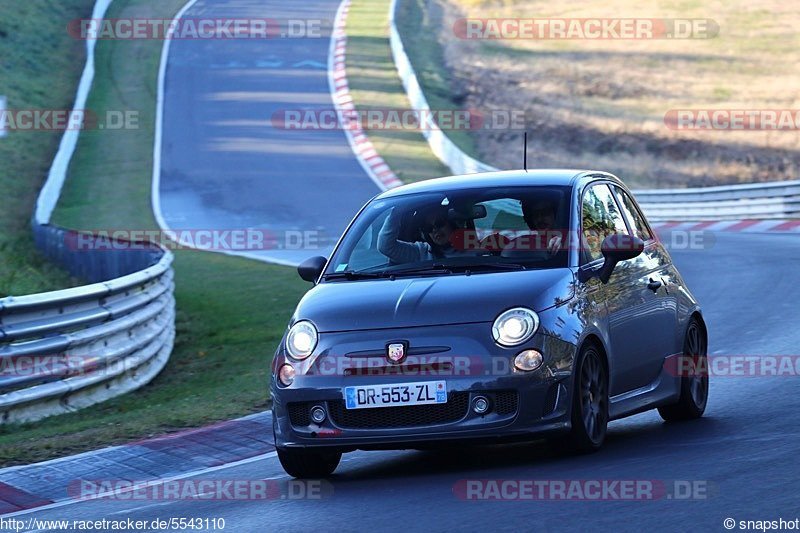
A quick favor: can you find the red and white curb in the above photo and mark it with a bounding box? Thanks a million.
[651,220,800,233]
[328,0,403,191]
[0,412,274,516]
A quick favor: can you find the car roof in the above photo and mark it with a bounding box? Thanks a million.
[375,169,623,199]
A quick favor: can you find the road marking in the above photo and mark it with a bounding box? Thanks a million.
[256,60,284,68]
[0,452,279,518]
[293,59,327,69]
[149,0,297,267]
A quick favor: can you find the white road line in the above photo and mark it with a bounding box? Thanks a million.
[150,0,199,244]
[149,0,385,268]
[1,452,279,518]
[149,0,299,267]
[0,412,270,475]
[34,0,114,224]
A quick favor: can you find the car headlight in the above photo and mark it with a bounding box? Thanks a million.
[492,307,539,347]
[286,320,318,360]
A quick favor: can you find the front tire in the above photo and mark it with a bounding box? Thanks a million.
[555,343,609,453]
[277,447,341,478]
[658,318,708,421]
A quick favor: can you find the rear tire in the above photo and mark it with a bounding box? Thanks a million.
[553,343,609,454]
[658,318,708,421]
[277,447,341,478]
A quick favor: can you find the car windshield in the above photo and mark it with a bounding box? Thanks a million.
[325,185,571,279]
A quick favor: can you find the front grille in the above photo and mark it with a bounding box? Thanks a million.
[288,402,311,427]
[328,392,470,429]
[494,391,518,416]
[288,390,518,430]
[542,383,560,417]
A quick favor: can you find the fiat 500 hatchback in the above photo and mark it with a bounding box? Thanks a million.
[271,170,708,478]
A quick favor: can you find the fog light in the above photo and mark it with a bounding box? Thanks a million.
[514,350,543,372]
[310,406,326,424]
[473,396,490,414]
[278,364,295,386]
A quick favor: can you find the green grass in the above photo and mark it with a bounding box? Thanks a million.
[392,0,480,160]
[0,0,308,466]
[0,0,92,295]
[346,0,455,181]
[0,251,304,464]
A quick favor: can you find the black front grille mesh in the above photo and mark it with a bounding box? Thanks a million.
[329,392,470,429]
[288,402,311,427]
[287,390,519,430]
[495,391,518,416]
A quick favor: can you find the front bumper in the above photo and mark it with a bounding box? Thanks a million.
[271,323,577,450]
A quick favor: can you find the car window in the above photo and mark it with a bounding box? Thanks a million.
[612,186,653,242]
[342,209,392,272]
[581,183,629,263]
[326,186,571,278]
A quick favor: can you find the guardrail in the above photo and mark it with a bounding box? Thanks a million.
[0,0,175,425]
[388,0,493,177]
[0,227,175,424]
[633,181,800,220]
[387,0,800,222]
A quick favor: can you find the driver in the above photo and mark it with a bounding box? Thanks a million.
[518,198,563,254]
[377,206,460,263]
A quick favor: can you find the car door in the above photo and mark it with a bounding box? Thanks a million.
[580,183,664,396]
[612,185,681,378]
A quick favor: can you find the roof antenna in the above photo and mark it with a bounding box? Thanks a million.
[523,131,528,172]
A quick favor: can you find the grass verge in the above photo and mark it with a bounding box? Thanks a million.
[346,0,453,181]
[0,0,308,466]
[397,0,800,187]
[0,1,91,295]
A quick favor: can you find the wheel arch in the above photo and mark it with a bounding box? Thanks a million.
[688,310,708,350]
[577,333,609,373]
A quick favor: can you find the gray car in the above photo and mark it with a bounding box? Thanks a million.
[270,170,708,478]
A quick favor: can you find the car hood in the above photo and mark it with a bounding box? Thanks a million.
[293,268,575,332]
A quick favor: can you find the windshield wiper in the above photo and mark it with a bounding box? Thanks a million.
[450,262,529,272]
[323,270,388,280]
[384,264,454,277]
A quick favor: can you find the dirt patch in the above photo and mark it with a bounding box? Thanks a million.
[423,0,800,188]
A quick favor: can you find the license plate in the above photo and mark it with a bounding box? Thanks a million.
[344,381,447,409]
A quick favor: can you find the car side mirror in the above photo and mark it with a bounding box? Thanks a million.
[298,256,327,283]
[598,234,644,283]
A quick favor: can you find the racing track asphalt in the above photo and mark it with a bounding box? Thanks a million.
[18,232,800,532]
[156,0,381,265]
[17,234,800,532]
[19,0,800,529]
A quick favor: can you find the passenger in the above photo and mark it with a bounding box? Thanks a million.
[377,206,460,263]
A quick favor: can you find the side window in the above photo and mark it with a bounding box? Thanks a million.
[581,184,629,263]
[612,186,653,242]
